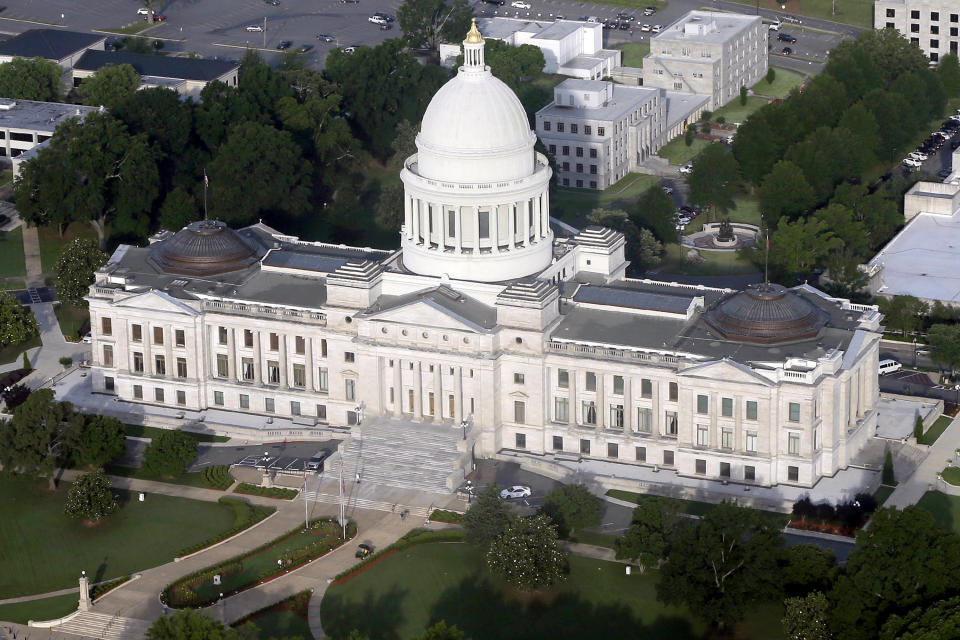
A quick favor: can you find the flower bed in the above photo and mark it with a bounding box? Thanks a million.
[333,528,465,584]
[234,483,298,500]
[176,497,275,558]
[787,520,856,538]
[428,509,463,524]
[90,575,131,600]
[163,517,355,608]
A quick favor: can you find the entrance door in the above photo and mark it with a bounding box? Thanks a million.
[428,393,435,416]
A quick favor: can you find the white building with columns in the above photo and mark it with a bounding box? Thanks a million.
[86,22,882,492]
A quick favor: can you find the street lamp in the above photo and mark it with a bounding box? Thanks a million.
[913,337,918,368]
[460,419,468,440]
[220,593,225,623]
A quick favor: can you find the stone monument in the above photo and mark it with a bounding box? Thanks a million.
[79,571,90,611]
[715,218,737,247]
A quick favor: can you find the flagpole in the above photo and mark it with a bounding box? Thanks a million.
[203,169,209,222]
[764,229,769,287]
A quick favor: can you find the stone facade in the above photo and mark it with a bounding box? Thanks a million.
[875,0,960,62]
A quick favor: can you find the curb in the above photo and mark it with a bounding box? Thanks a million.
[783,526,856,544]
[91,574,142,605]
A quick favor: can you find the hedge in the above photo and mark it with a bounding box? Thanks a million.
[333,528,465,583]
[428,509,463,524]
[90,575,131,600]
[234,483,298,500]
[230,589,312,629]
[201,465,233,490]
[176,497,275,558]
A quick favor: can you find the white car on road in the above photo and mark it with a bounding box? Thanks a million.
[679,163,693,174]
[245,25,264,32]
[908,151,928,162]
[500,485,532,499]
[903,157,922,168]
[511,1,531,8]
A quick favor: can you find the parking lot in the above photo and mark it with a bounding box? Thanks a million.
[189,440,339,471]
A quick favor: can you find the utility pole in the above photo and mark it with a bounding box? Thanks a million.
[303,477,309,531]
[263,16,267,48]
[339,458,345,539]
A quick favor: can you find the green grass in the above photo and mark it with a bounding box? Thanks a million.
[54,303,90,341]
[124,424,230,443]
[682,195,763,234]
[550,173,660,225]
[916,491,960,535]
[103,464,214,489]
[752,68,807,100]
[712,97,769,126]
[0,279,26,290]
[659,244,761,276]
[920,416,954,445]
[241,609,313,639]
[0,475,238,597]
[0,226,26,279]
[606,490,788,528]
[0,333,41,366]
[617,42,650,67]
[942,467,960,486]
[321,542,784,640]
[37,223,98,274]
[568,529,618,549]
[657,137,711,166]
[725,0,874,28]
[873,485,896,505]
[0,593,79,624]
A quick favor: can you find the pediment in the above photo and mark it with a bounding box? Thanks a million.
[678,359,773,387]
[112,290,198,316]
[369,301,485,333]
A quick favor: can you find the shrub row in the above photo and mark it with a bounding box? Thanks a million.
[201,465,233,490]
[176,497,275,558]
[333,528,465,583]
[90,575,131,601]
[792,493,879,529]
[230,590,313,629]
[428,509,464,524]
[234,483,299,500]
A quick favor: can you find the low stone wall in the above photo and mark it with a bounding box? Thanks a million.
[935,477,960,496]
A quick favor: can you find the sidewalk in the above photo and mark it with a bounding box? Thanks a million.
[885,413,960,509]
[21,224,43,288]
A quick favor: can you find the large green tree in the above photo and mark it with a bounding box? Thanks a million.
[769,217,840,279]
[55,238,108,307]
[657,502,783,633]
[146,609,244,640]
[0,290,38,347]
[879,595,960,640]
[141,430,198,477]
[487,514,567,591]
[113,87,194,161]
[158,187,200,232]
[66,415,126,468]
[781,544,838,597]
[462,483,512,548]
[77,64,142,110]
[0,389,74,490]
[457,39,545,90]
[876,295,928,336]
[632,185,677,243]
[0,57,62,101]
[758,160,815,226]
[614,497,678,572]
[64,469,118,521]
[937,52,960,98]
[782,592,832,640]
[539,484,602,538]
[927,323,960,376]
[413,621,470,640]
[587,208,662,274]
[397,0,473,50]
[687,143,740,219]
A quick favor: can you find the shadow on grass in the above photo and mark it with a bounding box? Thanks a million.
[917,491,957,534]
[320,585,409,640]
[425,575,697,640]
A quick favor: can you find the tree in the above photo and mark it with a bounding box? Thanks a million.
[781,544,837,597]
[0,290,39,347]
[586,208,661,275]
[374,181,405,232]
[67,415,126,468]
[397,0,473,50]
[877,296,929,337]
[937,52,960,98]
[2,383,31,410]
[927,323,960,376]
[387,120,419,171]
[159,187,200,231]
[413,621,470,640]
[632,186,677,243]
[207,122,312,226]
[113,87,194,161]
[879,595,960,640]
[462,483,512,547]
[914,415,924,441]
[687,143,740,219]
[55,238,108,307]
[77,64,142,109]
[739,85,748,105]
[828,506,960,640]
[141,430,198,477]
[882,449,895,485]
[64,469,118,521]
[456,40,545,90]
[614,497,678,572]
[769,218,841,280]
[757,160,815,226]
[836,103,881,166]
[147,609,244,640]
[766,67,776,85]
[0,57,62,101]
[0,389,74,490]
[657,502,783,633]
[487,514,567,591]
[540,484,601,538]
[782,592,832,640]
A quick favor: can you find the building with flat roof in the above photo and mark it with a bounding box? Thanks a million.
[0,98,98,175]
[73,51,239,97]
[642,10,767,110]
[535,79,707,189]
[874,0,959,62]
[0,29,105,69]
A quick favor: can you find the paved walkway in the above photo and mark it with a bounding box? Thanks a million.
[885,413,960,509]
[21,224,43,288]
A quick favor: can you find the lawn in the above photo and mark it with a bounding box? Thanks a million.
[0,279,26,290]
[606,490,789,528]
[124,424,230,443]
[724,0,874,28]
[321,542,785,640]
[550,173,660,225]
[657,137,711,166]
[0,333,41,366]
[617,42,650,67]
[54,303,90,341]
[751,68,807,100]
[682,196,763,233]
[0,226,26,279]
[242,609,313,639]
[920,416,953,445]
[941,467,960,486]
[103,464,215,490]
[659,244,760,277]
[0,475,238,598]
[0,593,79,624]
[568,529,618,549]
[873,485,895,505]
[712,96,769,126]
[916,491,960,535]
[38,223,98,274]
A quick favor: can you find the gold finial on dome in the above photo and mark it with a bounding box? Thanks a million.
[465,18,483,44]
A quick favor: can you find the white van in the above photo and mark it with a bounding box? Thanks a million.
[768,20,781,31]
[878,359,902,375]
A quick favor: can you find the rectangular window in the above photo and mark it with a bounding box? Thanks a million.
[318,367,328,392]
[154,387,164,403]
[216,354,228,378]
[613,375,624,395]
[746,400,758,420]
[176,357,187,378]
[886,8,895,17]
[317,404,327,420]
[558,369,569,388]
[218,326,228,345]
[154,326,164,345]
[175,329,185,347]
[239,394,249,409]
[562,145,569,156]
[291,401,301,416]
[295,336,305,355]
[580,439,591,454]
[607,442,618,458]
[269,333,279,351]
[554,397,569,423]
[345,351,355,363]
[242,357,254,381]
[293,363,306,388]
[267,361,280,384]
[585,372,597,392]
[720,462,731,478]
[641,378,652,398]
[789,402,800,422]
[514,373,525,384]
[636,407,652,432]
[543,120,551,131]
[176,390,186,406]
[101,317,112,335]
[788,432,800,455]
[265,398,275,413]
[582,401,597,425]
[408,389,415,412]
[721,397,733,417]
[478,210,489,238]
[635,446,646,462]
[584,125,592,135]
[514,401,526,424]
[320,339,327,358]
[214,391,224,406]
[663,450,674,466]
[552,435,563,450]
[589,148,597,158]
[788,466,799,482]
[695,459,706,475]
[132,324,142,342]
[345,379,356,401]
[448,210,455,237]
[745,465,755,481]
[746,430,758,453]
[665,411,678,435]
[244,329,253,348]
[557,122,564,132]
[576,147,583,157]
[102,344,113,367]
[669,382,678,401]
[516,433,526,449]
[722,427,733,449]
[155,355,166,376]
[696,424,709,446]
[597,126,605,136]
[133,384,142,399]
[571,124,578,134]
[590,165,597,175]
[931,25,940,34]
[932,11,939,20]
[697,394,709,414]
[610,404,624,429]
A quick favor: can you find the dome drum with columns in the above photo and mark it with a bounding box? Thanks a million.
[400,20,554,283]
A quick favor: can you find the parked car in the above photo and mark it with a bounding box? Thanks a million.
[276,40,292,49]
[306,451,328,471]
[151,14,166,21]
[782,14,802,24]
[643,7,656,16]
[938,168,953,179]
[368,15,388,24]
[878,359,902,375]
[616,12,634,21]
[136,7,151,15]
[342,46,356,53]
[299,43,313,52]
[725,134,735,144]
[339,0,360,4]
[953,138,960,150]
[903,157,922,167]
[768,20,781,31]
[500,485,532,499]
[679,205,698,218]
[264,0,280,5]
[373,11,394,21]
[662,185,674,195]
[908,151,928,161]
[651,24,662,32]
[777,33,797,43]
[511,1,531,8]
[317,33,335,42]
[641,23,651,31]
[780,47,793,55]
[619,22,630,30]
[483,0,506,5]
[679,163,693,174]
[245,25,264,32]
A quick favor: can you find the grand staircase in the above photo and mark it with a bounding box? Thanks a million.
[336,418,471,494]
[52,611,151,640]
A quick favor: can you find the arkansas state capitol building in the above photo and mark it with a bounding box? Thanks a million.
[86,23,882,491]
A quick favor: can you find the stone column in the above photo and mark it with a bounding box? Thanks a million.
[434,202,443,247]
[414,361,423,419]
[542,192,550,236]
[509,203,516,250]
[569,371,577,426]
[305,337,314,391]
[532,195,541,242]
[393,357,402,417]
[454,366,463,423]
[227,327,236,381]
[78,573,90,612]
[491,204,500,253]
[597,373,606,428]
[404,194,412,239]
[412,198,421,243]
[521,199,530,246]
[279,335,288,388]
[472,206,480,252]
[253,331,262,385]
[454,206,463,253]
[433,363,443,420]
[623,376,632,431]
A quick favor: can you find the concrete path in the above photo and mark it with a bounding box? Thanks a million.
[0,587,79,606]
[21,224,43,288]
[885,413,960,509]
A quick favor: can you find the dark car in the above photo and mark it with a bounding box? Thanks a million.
[148,14,166,21]
[373,11,394,21]
[277,40,292,49]
[339,0,360,4]
[317,33,335,42]
[483,0,506,4]
[679,205,698,218]
[355,543,373,558]
[299,43,313,52]
[952,138,960,150]
[938,168,953,179]
[777,33,796,43]
[780,47,793,55]
[619,21,630,29]
[616,12,634,21]
[264,0,280,4]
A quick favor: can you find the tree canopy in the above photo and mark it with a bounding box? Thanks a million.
[0,290,38,347]
[0,389,75,489]
[926,323,960,374]
[64,469,118,521]
[55,238,108,307]
[462,483,512,547]
[487,514,567,591]
[397,0,473,50]
[614,497,678,572]
[539,483,602,538]
[77,64,142,110]
[0,57,62,101]
[687,143,740,217]
[141,430,198,477]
